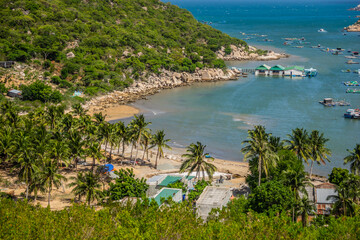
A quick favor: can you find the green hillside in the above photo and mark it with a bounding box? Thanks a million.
[0,0,247,95]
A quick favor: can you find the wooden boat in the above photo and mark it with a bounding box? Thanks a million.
[346,60,359,64]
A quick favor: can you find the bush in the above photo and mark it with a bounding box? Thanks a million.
[0,83,7,93]
[329,168,349,186]
[21,81,63,103]
[247,181,294,215]
[51,76,61,85]
[43,60,51,69]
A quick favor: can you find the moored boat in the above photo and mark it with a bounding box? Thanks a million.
[346,88,360,93]
[344,109,360,119]
[318,28,327,32]
[347,60,359,64]
[343,81,360,86]
[305,68,318,77]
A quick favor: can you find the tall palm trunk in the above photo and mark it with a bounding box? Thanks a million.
[134,146,139,166]
[121,142,126,165]
[130,143,134,161]
[104,140,108,158]
[142,145,147,161]
[155,149,159,169]
[92,157,95,173]
[109,144,113,161]
[258,155,262,186]
[48,184,51,207]
[309,161,314,179]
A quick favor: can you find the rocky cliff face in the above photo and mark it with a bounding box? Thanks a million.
[345,19,360,32]
[83,68,242,112]
[216,45,289,61]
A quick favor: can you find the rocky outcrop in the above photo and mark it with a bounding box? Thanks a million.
[216,45,289,61]
[83,68,241,112]
[349,4,360,11]
[345,19,360,32]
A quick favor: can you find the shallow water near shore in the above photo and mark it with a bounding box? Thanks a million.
[131,1,360,176]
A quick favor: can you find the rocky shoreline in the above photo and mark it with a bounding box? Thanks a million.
[345,18,360,32]
[83,67,243,112]
[349,4,360,11]
[84,45,288,112]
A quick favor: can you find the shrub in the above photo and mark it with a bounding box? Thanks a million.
[21,81,63,103]
[51,76,61,85]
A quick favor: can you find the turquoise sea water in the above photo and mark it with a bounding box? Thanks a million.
[133,1,360,175]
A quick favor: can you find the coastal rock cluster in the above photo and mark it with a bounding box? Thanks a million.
[345,18,360,32]
[83,68,241,112]
[349,4,360,11]
[216,45,289,61]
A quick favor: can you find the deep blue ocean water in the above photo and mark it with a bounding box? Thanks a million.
[133,0,360,175]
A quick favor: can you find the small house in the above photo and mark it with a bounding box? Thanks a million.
[299,182,338,215]
[284,66,305,77]
[255,64,271,76]
[269,65,285,76]
[314,183,337,215]
[7,89,22,98]
[151,188,182,206]
[196,186,232,219]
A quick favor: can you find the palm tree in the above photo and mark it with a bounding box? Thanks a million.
[87,142,104,173]
[327,183,355,216]
[49,136,70,168]
[241,125,278,186]
[282,168,313,221]
[99,123,111,158]
[68,172,103,205]
[0,127,15,162]
[72,103,87,117]
[308,130,331,178]
[39,159,67,207]
[129,115,151,164]
[15,134,37,199]
[297,196,315,227]
[269,136,284,153]
[152,130,171,169]
[68,131,85,169]
[284,128,310,163]
[344,144,360,176]
[45,104,65,130]
[180,142,217,180]
[93,112,106,126]
[141,129,152,162]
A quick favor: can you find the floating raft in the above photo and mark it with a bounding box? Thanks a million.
[344,81,360,86]
[319,98,350,106]
[346,89,360,93]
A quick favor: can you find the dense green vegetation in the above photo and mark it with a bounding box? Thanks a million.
[1,99,360,238]
[0,197,360,239]
[0,0,247,96]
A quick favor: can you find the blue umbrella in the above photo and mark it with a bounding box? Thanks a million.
[104,164,114,173]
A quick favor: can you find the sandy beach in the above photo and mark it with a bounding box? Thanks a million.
[0,143,249,210]
[88,105,140,121]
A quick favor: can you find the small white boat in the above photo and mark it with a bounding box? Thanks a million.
[358,69,360,75]
[318,28,327,32]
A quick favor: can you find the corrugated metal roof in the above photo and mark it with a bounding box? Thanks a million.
[158,176,182,186]
[255,64,271,70]
[8,89,22,94]
[284,66,305,71]
[197,186,231,205]
[146,175,165,184]
[270,65,285,71]
[316,188,337,204]
[153,188,181,205]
